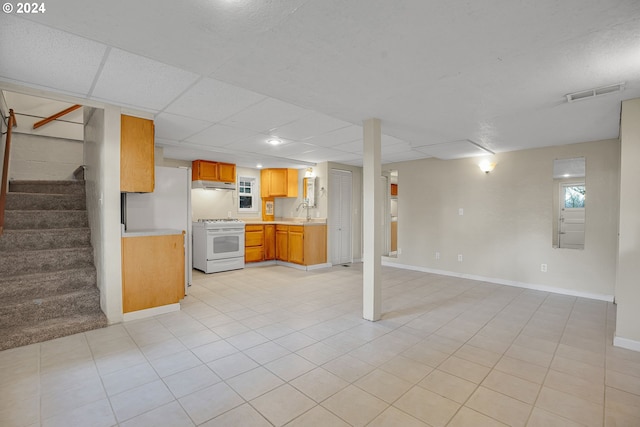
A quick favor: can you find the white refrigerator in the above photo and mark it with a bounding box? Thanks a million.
[125,166,192,293]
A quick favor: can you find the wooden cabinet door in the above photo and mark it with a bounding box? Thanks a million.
[288,225,304,264]
[121,115,154,192]
[390,183,398,196]
[217,162,236,182]
[122,234,184,313]
[264,225,276,260]
[269,169,288,197]
[276,226,288,261]
[245,227,264,247]
[193,160,218,181]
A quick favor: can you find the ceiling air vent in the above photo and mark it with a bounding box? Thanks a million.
[565,83,625,103]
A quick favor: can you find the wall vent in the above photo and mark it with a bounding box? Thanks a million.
[566,83,625,103]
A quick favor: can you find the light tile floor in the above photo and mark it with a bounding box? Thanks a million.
[1,264,640,426]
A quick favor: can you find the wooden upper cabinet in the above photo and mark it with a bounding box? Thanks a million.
[192,160,236,182]
[120,115,154,192]
[261,168,298,198]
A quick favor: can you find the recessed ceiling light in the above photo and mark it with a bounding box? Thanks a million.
[266,138,282,146]
[256,163,263,168]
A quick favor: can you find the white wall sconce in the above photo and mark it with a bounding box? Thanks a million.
[304,167,314,178]
[479,160,496,174]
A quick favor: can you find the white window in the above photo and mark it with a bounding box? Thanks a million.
[238,176,258,212]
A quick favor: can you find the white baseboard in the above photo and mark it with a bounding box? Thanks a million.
[614,335,640,352]
[123,303,180,322]
[381,260,614,302]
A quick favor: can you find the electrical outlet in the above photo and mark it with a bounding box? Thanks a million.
[458,208,464,216]
[435,251,440,260]
[541,264,547,272]
[398,248,402,255]
[458,254,463,262]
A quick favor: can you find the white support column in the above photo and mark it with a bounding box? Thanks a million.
[362,118,382,321]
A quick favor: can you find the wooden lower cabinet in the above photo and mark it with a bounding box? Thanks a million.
[122,234,184,313]
[245,223,327,266]
[288,226,304,264]
[245,225,265,263]
[275,225,289,261]
[264,225,276,260]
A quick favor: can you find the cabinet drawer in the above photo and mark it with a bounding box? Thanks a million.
[245,247,264,263]
[289,225,304,233]
[245,225,264,232]
[276,225,289,232]
[245,230,264,247]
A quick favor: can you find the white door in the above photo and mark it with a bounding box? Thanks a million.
[559,183,585,249]
[329,169,352,265]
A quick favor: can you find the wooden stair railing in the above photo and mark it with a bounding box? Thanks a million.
[1,109,17,236]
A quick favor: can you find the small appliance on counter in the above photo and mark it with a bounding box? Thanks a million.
[192,219,246,273]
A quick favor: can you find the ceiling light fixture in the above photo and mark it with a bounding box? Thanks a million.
[479,159,496,174]
[256,163,263,168]
[565,82,625,103]
[266,138,282,146]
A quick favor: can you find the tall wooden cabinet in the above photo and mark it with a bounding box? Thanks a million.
[121,115,155,193]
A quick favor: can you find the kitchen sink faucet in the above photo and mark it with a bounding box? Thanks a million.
[296,200,312,221]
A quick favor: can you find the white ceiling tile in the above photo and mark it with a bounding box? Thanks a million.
[290,147,357,163]
[0,15,106,96]
[415,140,492,160]
[304,125,363,148]
[164,77,265,122]
[154,112,214,141]
[272,112,352,141]
[221,98,313,133]
[383,150,431,164]
[382,141,413,156]
[186,123,261,147]
[331,140,363,154]
[91,48,199,110]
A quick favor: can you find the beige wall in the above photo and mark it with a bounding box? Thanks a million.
[616,98,640,348]
[83,106,123,323]
[9,133,83,180]
[390,139,620,300]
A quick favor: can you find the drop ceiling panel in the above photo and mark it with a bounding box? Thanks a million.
[332,140,363,154]
[304,125,363,148]
[383,150,431,164]
[164,77,265,122]
[221,98,313,133]
[272,112,352,141]
[0,15,106,96]
[185,124,261,147]
[154,112,213,141]
[289,147,357,163]
[415,140,491,160]
[91,48,199,111]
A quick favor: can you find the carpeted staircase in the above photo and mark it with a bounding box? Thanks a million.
[0,180,107,351]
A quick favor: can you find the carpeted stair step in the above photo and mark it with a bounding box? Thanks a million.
[5,193,86,210]
[0,247,94,277]
[0,312,108,351]
[8,180,85,195]
[0,228,91,252]
[3,210,88,230]
[0,267,97,302]
[0,287,103,329]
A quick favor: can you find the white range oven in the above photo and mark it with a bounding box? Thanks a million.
[192,219,245,273]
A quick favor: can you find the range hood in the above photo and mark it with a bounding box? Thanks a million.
[191,180,236,190]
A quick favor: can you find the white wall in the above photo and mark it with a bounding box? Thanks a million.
[84,106,123,323]
[9,133,83,180]
[390,139,619,300]
[191,166,262,221]
[616,98,640,348]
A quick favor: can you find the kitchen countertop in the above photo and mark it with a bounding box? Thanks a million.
[121,227,185,237]
[243,218,326,226]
